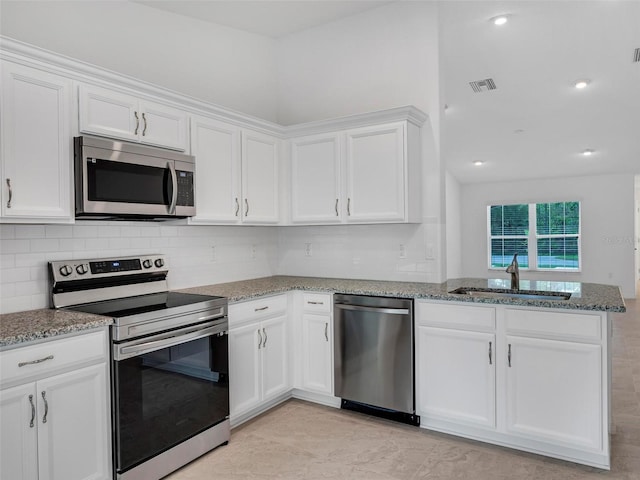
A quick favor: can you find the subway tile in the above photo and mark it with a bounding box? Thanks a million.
[0,254,15,269]
[15,280,46,296]
[15,225,45,239]
[0,267,31,283]
[73,224,98,238]
[0,225,15,239]
[98,225,121,237]
[45,225,74,238]
[160,226,179,237]
[109,237,131,249]
[14,253,45,268]
[120,226,142,237]
[30,238,60,253]
[1,239,30,254]
[1,295,32,314]
[59,238,86,251]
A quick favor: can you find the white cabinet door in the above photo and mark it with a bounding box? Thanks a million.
[301,313,333,394]
[0,383,38,480]
[1,62,72,222]
[261,315,289,400]
[37,363,111,480]
[190,115,241,223]
[417,326,496,428]
[290,133,341,223]
[505,336,602,450]
[78,84,139,142]
[229,322,261,417]
[241,129,279,224]
[78,84,188,151]
[345,122,405,222]
[139,100,188,151]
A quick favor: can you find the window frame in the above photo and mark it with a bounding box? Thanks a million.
[486,201,581,272]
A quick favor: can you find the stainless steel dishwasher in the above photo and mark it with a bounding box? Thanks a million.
[334,294,419,425]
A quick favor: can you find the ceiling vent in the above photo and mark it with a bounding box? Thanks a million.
[469,78,497,92]
[634,48,640,63]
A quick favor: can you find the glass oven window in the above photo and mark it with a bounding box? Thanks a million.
[87,158,171,205]
[113,333,229,472]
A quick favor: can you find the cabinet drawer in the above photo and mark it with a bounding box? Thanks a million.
[505,308,602,341]
[416,302,495,331]
[229,294,287,326]
[0,330,107,386]
[301,293,332,313]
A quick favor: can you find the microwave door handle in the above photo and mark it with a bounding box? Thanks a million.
[168,162,178,214]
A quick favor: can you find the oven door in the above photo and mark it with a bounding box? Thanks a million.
[112,320,229,475]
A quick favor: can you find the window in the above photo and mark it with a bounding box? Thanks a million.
[488,201,580,271]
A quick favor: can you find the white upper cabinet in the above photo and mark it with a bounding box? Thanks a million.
[1,61,73,223]
[290,133,342,223]
[78,84,188,151]
[189,115,242,223]
[345,122,406,222]
[240,129,280,224]
[287,115,423,225]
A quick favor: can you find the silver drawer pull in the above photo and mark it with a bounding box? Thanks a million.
[335,198,339,216]
[489,341,492,365]
[134,111,139,135]
[41,391,49,424]
[28,395,35,428]
[324,322,328,342]
[254,306,269,312]
[6,178,12,208]
[235,197,240,217]
[263,327,267,347]
[257,329,263,349]
[142,112,147,136]
[19,355,54,368]
[308,301,324,305]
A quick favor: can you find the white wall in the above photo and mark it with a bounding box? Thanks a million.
[460,174,637,298]
[0,1,278,121]
[0,223,277,313]
[275,2,445,282]
[445,172,462,279]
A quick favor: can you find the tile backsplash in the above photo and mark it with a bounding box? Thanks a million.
[0,222,278,313]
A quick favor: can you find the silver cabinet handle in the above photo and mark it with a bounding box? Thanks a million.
[257,329,263,349]
[254,306,269,312]
[41,391,48,424]
[307,301,324,305]
[168,161,178,214]
[134,111,139,135]
[262,328,267,348]
[508,344,512,367]
[334,303,409,316]
[335,198,339,216]
[28,394,35,428]
[489,341,492,365]
[19,355,54,368]
[235,197,240,217]
[245,198,249,217]
[347,198,351,216]
[6,178,12,208]
[142,112,147,136]
[324,322,328,342]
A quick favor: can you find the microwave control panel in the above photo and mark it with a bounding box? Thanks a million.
[176,170,194,206]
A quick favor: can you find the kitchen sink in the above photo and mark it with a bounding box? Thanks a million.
[448,287,571,301]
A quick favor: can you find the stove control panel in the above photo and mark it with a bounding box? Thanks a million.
[50,255,167,282]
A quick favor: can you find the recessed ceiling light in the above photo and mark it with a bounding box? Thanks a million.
[513,129,525,134]
[473,161,484,166]
[581,149,595,156]
[574,79,590,89]
[491,15,509,26]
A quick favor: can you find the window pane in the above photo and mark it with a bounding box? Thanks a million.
[536,202,580,235]
[490,204,528,236]
[537,236,579,269]
[491,238,529,268]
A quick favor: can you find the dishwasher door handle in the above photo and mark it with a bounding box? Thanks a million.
[334,303,410,316]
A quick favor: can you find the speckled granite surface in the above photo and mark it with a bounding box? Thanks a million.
[179,275,626,312]
[2,276,625,348]
[0,309,112,348]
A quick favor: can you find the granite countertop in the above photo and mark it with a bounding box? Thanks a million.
[1,275,625,348]
[0,309,112,348]
[179,275,627,313]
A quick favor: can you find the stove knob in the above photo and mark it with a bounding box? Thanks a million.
[154,258,165,268]
[76,264,88,275]
[142,259,152,269]
[59,265,73,277]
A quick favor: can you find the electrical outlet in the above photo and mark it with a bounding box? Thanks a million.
[305,243,313,257]
[426,244,435,260]
[399,244,407,259]
[251,244,257,259]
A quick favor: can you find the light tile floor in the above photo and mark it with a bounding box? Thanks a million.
[167,299,640,480]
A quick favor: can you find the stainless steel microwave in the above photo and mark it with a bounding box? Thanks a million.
[74,136,196,219]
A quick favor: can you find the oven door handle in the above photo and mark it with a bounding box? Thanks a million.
[114,321,226,361]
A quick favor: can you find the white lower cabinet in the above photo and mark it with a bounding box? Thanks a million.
[0,330,111,480]
[415,301,610,469]
[417,326,495,428]
[299,293,333,395]
[228,295,289,421]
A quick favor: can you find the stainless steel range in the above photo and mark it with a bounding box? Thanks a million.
[50,255,230,480]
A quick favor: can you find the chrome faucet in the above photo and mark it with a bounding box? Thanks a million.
[506,253,520,290]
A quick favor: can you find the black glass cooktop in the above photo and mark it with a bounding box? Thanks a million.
[65,292,225,318]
